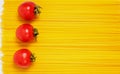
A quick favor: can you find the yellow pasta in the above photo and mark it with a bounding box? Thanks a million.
[2,0,120,74]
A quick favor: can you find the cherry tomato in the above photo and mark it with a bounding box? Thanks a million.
[18,1,41,20]
[16,24,39,42]
[14,49,35,68]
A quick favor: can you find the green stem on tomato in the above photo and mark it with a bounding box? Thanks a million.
[33,28,39,41]
[30,54,36,62]
[34,5,41,15]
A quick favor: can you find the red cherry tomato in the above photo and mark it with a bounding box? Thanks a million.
[14,49,35,68]
[16,24,39,42]
[18,1,41,20]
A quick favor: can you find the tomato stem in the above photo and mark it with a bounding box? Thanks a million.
[33,28,39,41]
[30,54,36,62]
[34,28,39,36]
[34,5,41,15]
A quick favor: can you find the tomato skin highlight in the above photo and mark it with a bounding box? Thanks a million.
[18,2,36,20]
[16,24,34,42]
[14,49,33,68]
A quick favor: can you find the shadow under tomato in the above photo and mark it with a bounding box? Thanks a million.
[17,15,32,24]
[15,37,38,47]
[17,13,41,24]
[13,62,35,71]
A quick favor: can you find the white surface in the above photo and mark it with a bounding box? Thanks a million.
[0,0,4,74]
